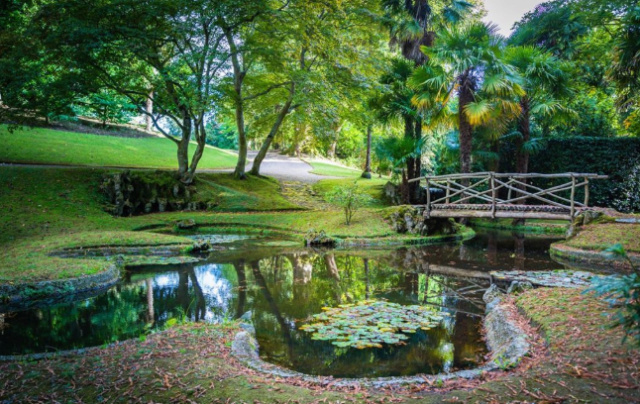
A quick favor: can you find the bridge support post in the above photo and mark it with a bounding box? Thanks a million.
[490,173,496,219]
[570,174,576,218]
[584,178,590,207]
[426,179,431,218]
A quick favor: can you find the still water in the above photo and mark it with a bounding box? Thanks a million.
[0,230,562,377]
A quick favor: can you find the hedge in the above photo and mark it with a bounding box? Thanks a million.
[501,137,640,211]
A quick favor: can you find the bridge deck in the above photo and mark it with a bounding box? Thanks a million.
[422,204,575,220]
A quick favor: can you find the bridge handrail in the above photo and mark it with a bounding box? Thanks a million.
[408,171,609,219]
[408,172,608,183]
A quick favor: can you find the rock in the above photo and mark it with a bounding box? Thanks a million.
[176,219,196,229]
[304,229,336,247]
[100,172,215,217]
[483,284,504,312]
[231,331,260,361]
[361,171,372,179]
[484,303,530,369]
[507,281,533,295]
[384,182,402,205]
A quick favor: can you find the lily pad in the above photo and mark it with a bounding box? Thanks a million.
[299,299,448,350]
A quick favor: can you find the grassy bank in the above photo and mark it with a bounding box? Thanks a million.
[1,287,637,402]
[563,221,640,254]
[0,166,434,283]
[0,125,237,169]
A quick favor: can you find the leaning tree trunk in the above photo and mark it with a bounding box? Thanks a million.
[361,125,372,179]
[177,110,192,181]
[182,121,207,183]
[512,96,531,226]
[250,83,295,176]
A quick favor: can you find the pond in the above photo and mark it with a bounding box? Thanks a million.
[0,230,563,378]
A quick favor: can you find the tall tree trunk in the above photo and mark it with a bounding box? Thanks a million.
[515,96,531,177]
[327,122,342,159]
[400,116,414,204]
[224,28,248,179]
[458,73,474,179]
[361,125,372,179]
[512,96,531,226]
[145,90,153,132]
[250,83,295,175]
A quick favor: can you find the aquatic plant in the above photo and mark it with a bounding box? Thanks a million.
[299,300,449,349]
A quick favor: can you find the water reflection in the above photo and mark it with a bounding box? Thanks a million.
[0,230,562,377]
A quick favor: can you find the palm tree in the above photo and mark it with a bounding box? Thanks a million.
[411,22,523,177]
[382,0,473,65]
[373,58,423,202]
[505,46,571,177]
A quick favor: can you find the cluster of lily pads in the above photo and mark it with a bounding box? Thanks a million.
[299,300,449,349]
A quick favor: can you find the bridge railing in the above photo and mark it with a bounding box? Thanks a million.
[408,172,608,219]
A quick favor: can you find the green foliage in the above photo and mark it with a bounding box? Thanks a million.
[587,245,640,346]
[299,300,449,349]
[73,89,137,128]
[523,137,640,211]
[324,182,375,225]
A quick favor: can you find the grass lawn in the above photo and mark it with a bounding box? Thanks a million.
[0,125,237,169]
[1,287,637,403]
[307,160,363,177]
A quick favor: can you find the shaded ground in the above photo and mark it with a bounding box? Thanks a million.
[1,288,637,403]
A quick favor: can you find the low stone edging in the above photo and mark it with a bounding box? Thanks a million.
[231,285,530,388]
[550,243,640,273]
[0,263,120,311]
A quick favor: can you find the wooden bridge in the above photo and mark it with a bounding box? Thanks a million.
[409,172,608,221]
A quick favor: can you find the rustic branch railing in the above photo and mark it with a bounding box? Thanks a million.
[408,172,608,220]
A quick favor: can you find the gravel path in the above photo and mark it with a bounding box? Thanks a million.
[199,152,340,183]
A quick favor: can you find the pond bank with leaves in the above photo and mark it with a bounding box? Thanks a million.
[1,287,637,403]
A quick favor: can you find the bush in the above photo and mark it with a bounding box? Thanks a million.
[587,244,640,345]
[612,158,640,213]
[324,183,374,225]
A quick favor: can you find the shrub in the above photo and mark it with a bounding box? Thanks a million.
[587,244,640,345]
[612,158,640,213]
[324,183,374,225]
